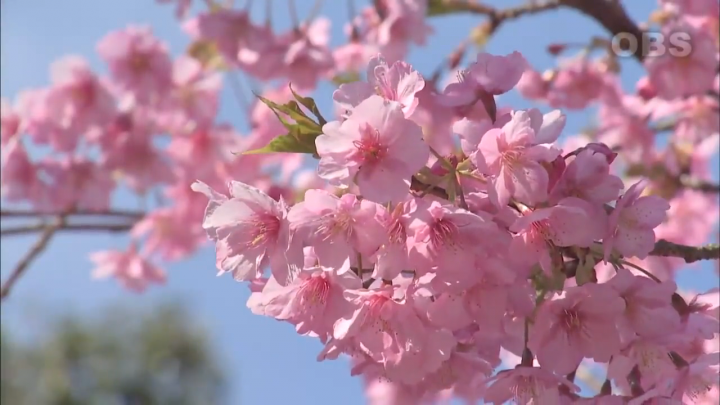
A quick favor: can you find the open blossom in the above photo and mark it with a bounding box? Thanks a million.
[473,109,564,207]
[550,148,624,205]
[249,264,361,343]
[193,180,297,285]
[315,95,429,203]
[39,156,115,212]
[529,284,626,374]
[509,197,603,275]
[275,18,335,89]
[645,17,718,100]
[332,286,456,385]
[287,190,386,269]
[546,58,607,110]
[96,25,173,101]
[604,180,670,261]
[333,54,424,120]
[606,268,681,339]
[482,366,580,404]
[90,245,166,293]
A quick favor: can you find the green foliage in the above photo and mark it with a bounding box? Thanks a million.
[242,86,327,157]
[1,302,226,405]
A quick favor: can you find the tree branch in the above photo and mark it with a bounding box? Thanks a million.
[1,223,135,237]
[558,0,645,62]
[1,216,66,302]
[1,208,145,219]
[649,239,720,263]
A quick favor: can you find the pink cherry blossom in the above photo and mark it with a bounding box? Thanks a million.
[474,109,563,207]
[482,366,580,404]
[287,190,386,269]
[645,17,719,100]
[315,95,429,203]
[193,180,297,285]
[251,264,361,343]
[604,180,671,261]
[333,54,424,119]
[333,285,456,385]
[90,245,166,293]
[529,284,626,374]
[550,148,624,205]
[96,25,173,101]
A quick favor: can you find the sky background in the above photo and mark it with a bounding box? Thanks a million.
[1,1,718,404]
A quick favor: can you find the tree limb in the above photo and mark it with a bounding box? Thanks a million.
[649,239,720,263]
[1,208,145,219]
[1,216,66,302]
[1,223,135,237]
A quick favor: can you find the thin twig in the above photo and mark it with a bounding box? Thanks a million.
[650,240,720,264]
[1,216,66,301]
[1,223,135,237]
[1,208,144,219]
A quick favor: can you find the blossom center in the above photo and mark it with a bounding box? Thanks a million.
[316,211,354,241]
[298,275,331,307]
[430,218,458,249]
[129,53,150,73]
[561,308,583,331]
[353,124,387,165]
[249,213,281,247]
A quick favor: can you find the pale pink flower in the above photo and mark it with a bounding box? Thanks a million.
[167,124,237,177]
[193,180,297,284]
[43,56,117,146]
[606,268,681,339]
[315,95,429,203]
[0,139,46,205]
[186,8,259,62]
[597,90,655,162]
[99,134,174,193]
[547,58,606,110]
[474,109,564,207]
[407,200,511,289]
[158,55,222,132]
[332,40,377,75]
[516,68,550,100]
[509,197,604,275]
[666,352,720,403]
[0,98,21,145]
[529,284,626,374]
[608,337,679,393]
[482,366,580,404]
[333,54,424,119]
[371,199,415,280]
[39,156,115,212]
[96,26,173,101]
[131,207,204,261]
[333,286,456,385]
[275,18,335,89]
[90,245,166,293]
[550,148,624,205]
[603,180,671,261]
[372,0,432,63]
[249,264,361,343]
[287,190,386,269]
[645,17,719,100]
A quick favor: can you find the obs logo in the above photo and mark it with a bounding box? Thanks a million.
[611,32,692,58]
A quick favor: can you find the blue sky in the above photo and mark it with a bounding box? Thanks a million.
[1,1,717,404]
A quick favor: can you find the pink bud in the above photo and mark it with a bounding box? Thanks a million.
[636,76,657,100]
[585,142,618,164]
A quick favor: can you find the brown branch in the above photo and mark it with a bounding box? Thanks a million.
[1,208,145,219]
[559,0,645,62]
[1,216,66,302]
[649,239,720,264]
[1,223,135,237]
[428,0,646,62]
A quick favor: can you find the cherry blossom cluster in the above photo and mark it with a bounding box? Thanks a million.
[194,46,719,403]
[1,0,719,403]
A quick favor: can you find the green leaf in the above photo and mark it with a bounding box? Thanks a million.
[427,0,456,16]
[289,84,327,126]
[242,132,317,155]
[255,94,318,130]
[331,72,360,87]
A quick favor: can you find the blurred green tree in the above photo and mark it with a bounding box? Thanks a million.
[1,302,227,405]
